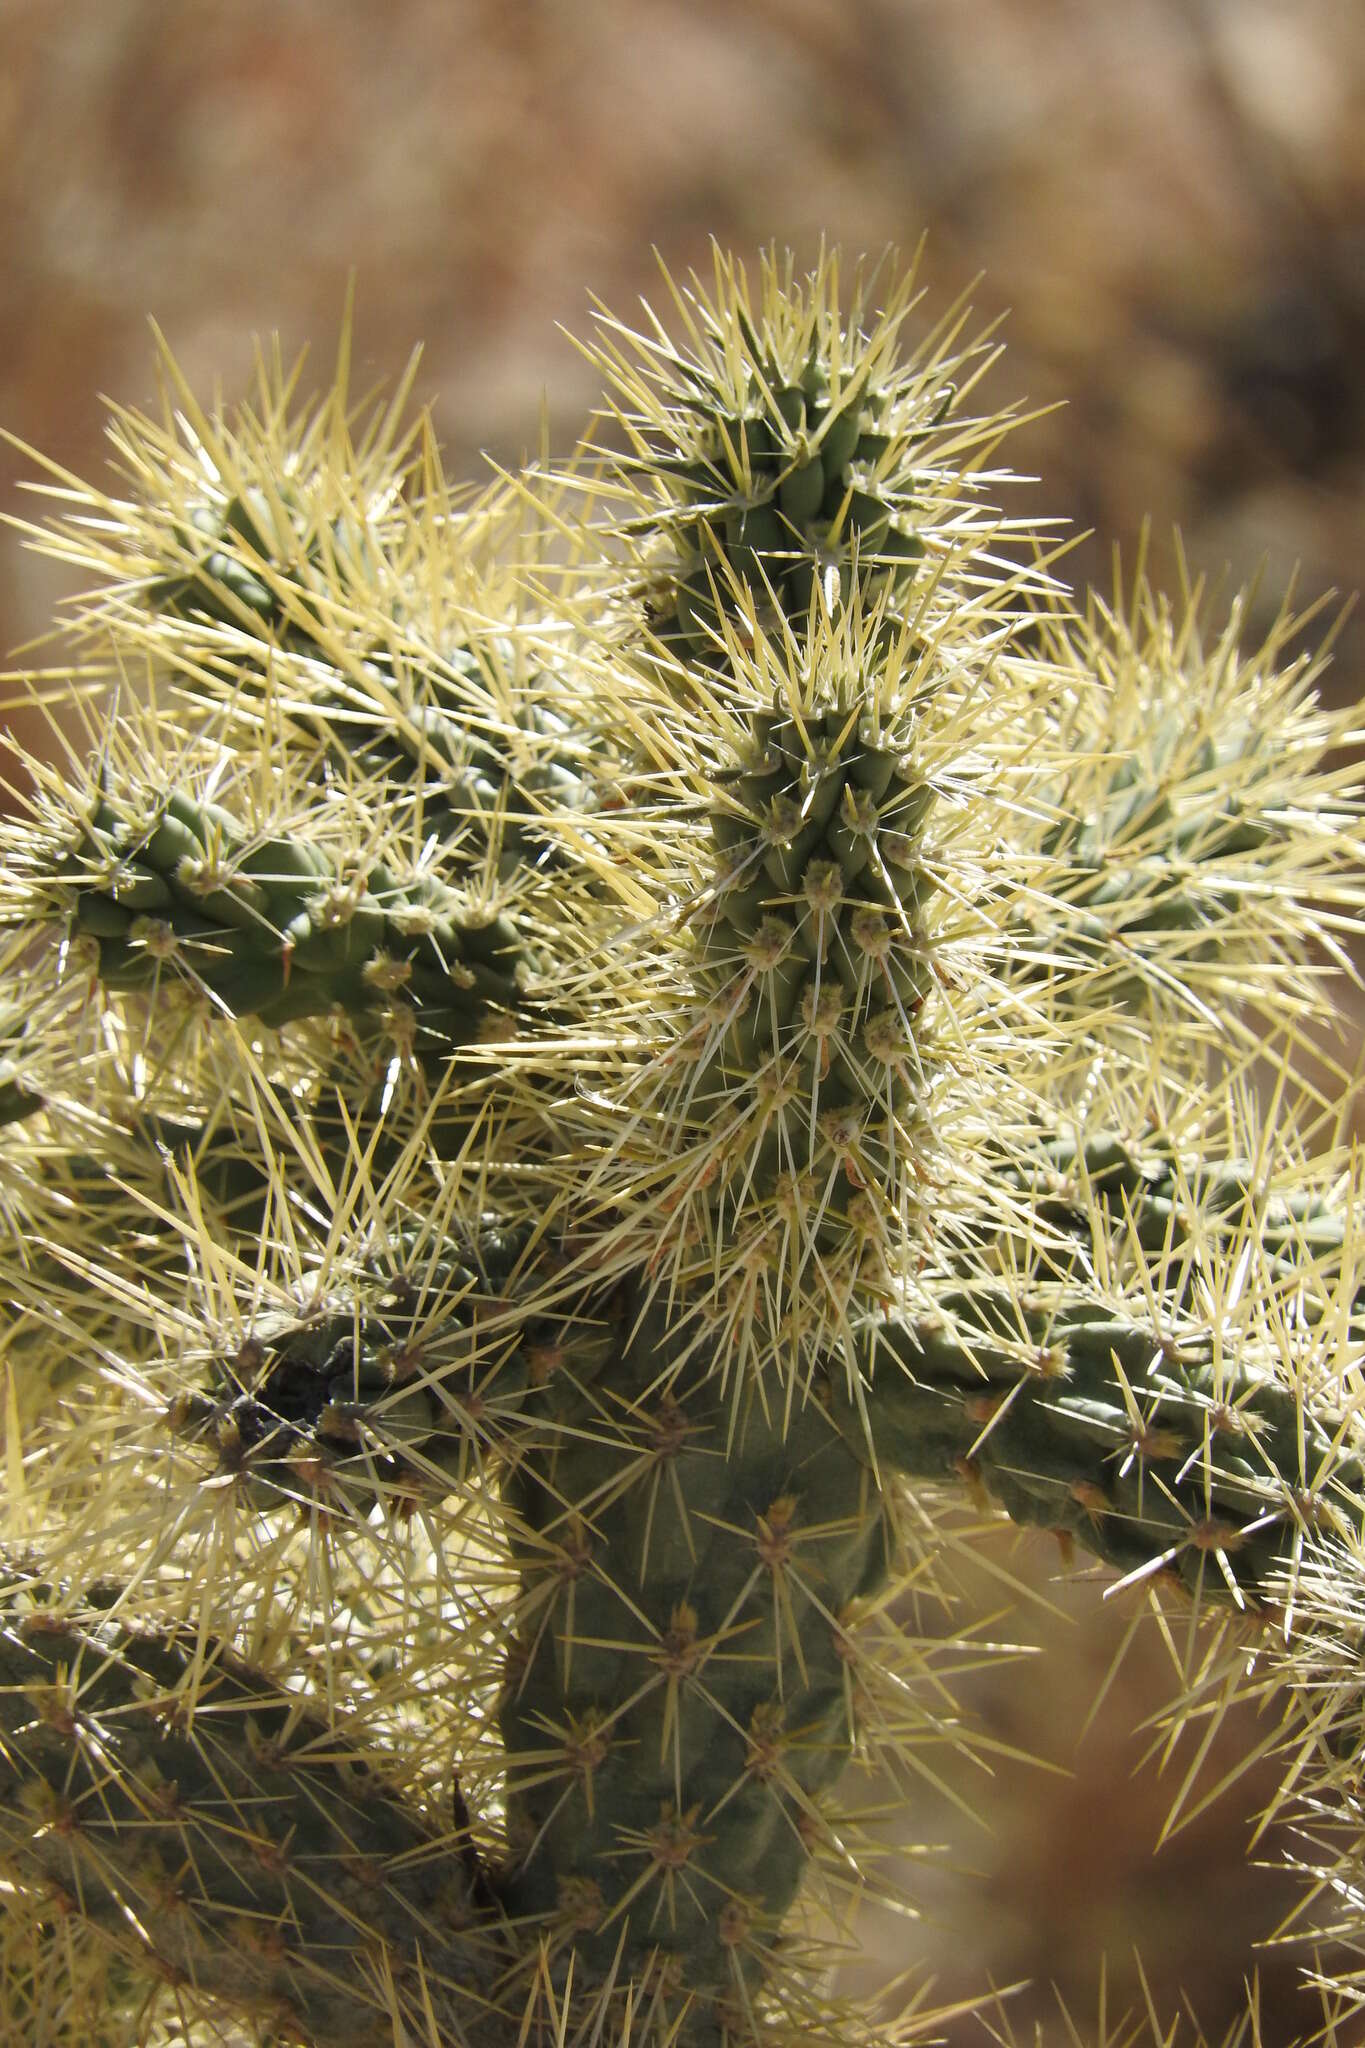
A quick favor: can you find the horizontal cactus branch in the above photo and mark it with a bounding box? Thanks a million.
[164,619,598,882]
[985,1127,1361,1281]
[849,1288,1364,1605]
[0,1598,513,2048]
[2,782,527,1036]
[852,1128,1365,1602]
[303,661,592,879]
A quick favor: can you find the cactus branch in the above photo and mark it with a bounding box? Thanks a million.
[0,1597,513,2048]
[849,1286,1363,1605]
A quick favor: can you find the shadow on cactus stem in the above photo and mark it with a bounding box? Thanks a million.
[1,244,1364,2048]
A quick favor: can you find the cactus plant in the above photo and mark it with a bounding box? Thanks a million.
[1,245,1364,2048]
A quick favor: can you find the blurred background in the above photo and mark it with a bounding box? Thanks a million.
[2,1,1364,2040]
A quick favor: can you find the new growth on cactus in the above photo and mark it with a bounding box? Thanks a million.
[1,245,1364,2048]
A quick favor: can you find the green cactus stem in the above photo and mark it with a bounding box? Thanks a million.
[495,1282,895,2046]
[665,677,939,1294]
[164,1228,596,1515]
[300,653,592,878]
[144,483,374,636]
[983,1126,1360,1283]
[560,595,1040,1395]
[2,781,526,1038]
[167,622,597,883]
[1007,571,1364,1053]
[6,247,1365,2048]
[846,1287,1363,1605]
[578,247,1020,657]
[0,1597,511,2048]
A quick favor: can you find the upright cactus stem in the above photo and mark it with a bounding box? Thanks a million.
[2,246,1365,2048]
[580,246,1009,655]
[577,603,965,1380]
[496,1287,896,2043]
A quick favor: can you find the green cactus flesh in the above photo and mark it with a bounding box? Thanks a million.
[653,359,930,655]
[851,1289,1363,1602]
[308,656,590,877]
[188,629,593,880]
[145,485,374,636]
[1025,715,1275,1015]
[632,690,938,1356]
[986,1128,1360,1280]
[0,1604,506,2048]
[1004,605,1360,1043]
[34,786,525,1035]
[496,1285,892,2042]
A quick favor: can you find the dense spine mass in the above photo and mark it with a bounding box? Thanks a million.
[617,672,946,1372]
[1,250,1364,2048]
[587,249,975,656]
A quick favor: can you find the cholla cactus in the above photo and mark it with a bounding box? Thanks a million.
[1,246,1364,2048]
